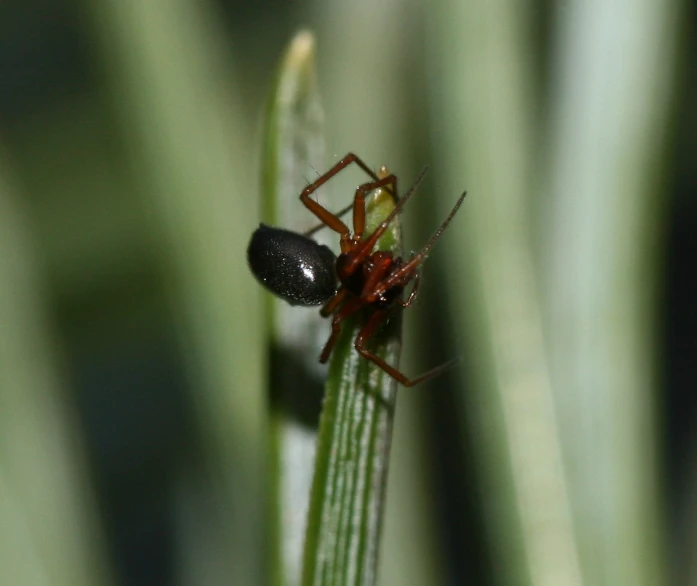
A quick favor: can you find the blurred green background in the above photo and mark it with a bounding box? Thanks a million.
[0,0,694,585]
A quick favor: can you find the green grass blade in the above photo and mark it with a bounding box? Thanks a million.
[261,32,328,586]
[302,185,402,586]
[542,2,678,583]
[427,3,584,586]
[82,1,264,583]
[428,0,677,584]
[0,161,112,586]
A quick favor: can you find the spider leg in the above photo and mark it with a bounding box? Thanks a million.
[304,171,398,239]
[319,296,365,363]
[303,201,354,237]
[320,287,348,318]
[396,272,420,308]
[375,190,468,295]
[355,309,460,387]
[352,251,392,302]
[343,166,429,276]
[351,174,398,240]
[299,153,381,236]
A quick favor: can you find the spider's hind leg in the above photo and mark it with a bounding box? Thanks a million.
[354,307,458,388]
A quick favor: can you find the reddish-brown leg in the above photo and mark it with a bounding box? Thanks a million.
[396,273,420,308]
[320,287,348,318]
[304,201,354,237]
[357,256,414,306]
[304,161,397,238]
[354,309,460,387]
[350,174,398,240]
[319,297,365,363]
[306,173,399,256]
[299,153,381,236]
[375,190,468,296]
[342,166,430,277]
[356,251,394,299]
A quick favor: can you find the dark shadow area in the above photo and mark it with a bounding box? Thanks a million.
[663,24,697,578]
[419,252,493,586]
[71,328,195,586]
[269,342,326,429]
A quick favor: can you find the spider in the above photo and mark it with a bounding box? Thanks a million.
[247,153,467,387]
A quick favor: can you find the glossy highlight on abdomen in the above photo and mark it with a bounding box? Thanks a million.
[247,224,337,306]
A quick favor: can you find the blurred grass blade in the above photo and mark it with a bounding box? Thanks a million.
[82,1,264,583]
[543,1,678,583]
[0,159,112,586]
[302,182,402,586]
[427,3,585,586]
[260,31,328,586]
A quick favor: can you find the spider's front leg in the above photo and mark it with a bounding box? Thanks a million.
[350,173,398,241]
[298,152,379,237]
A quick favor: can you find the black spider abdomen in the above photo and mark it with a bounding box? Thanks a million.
[247,224,337,306]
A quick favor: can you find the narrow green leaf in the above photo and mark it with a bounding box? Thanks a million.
[302,182,402,586]
[261,31,328,586]
[427,3,585,586]
[427,0,675,584]
[542,2,676,583]
[83,1,264,582]
[0,160,112,586]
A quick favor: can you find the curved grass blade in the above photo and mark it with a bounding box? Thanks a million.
[302,180,402,586]
[261,31,328,586]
